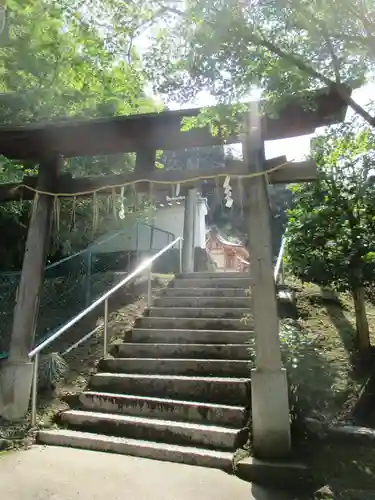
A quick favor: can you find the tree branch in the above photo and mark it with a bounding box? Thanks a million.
[133,7,169,34]
[329,2,375,57]
[286,0,341,83]
[253,32,333,85]
[337,87,375,127]
[322,31,341,84]
[252,33,375,127]
[150,1,375,127]
[126,34,134,64]
[154,0,184,17]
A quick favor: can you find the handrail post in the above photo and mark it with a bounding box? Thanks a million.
[103,299,108,357]
[30,352,39,427]
[147,264,152,307]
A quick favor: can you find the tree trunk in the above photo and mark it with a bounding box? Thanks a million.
[351,286,371,353]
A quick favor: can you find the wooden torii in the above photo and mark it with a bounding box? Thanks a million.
[0,87,348,457]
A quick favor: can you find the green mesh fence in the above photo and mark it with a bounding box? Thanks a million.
[0,272,19,356]
[0,222,174,358]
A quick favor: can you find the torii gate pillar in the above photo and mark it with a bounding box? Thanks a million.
[243,113,291,458]
[0,155,59,421]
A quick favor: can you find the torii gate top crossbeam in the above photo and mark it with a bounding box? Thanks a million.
[0,86,348,161]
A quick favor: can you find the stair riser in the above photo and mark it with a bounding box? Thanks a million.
[114,343,251,359]
[162,288,248,298]
[90,375,250,405]
[154,297,251,308]
[37,431,233,470]
[78,393,247,426]
[99,358,251,378]
[123,329,252,344]
[147,307,251,319]
[60,412,238,451]
[173,278,252,288]
[135,318,252,331]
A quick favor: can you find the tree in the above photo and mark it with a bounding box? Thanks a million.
[0,0,159,269]
[0,1,154,123]
[135,0,375,127]
[286,122,375,353]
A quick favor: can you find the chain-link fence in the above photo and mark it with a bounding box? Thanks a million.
[0,222,174,358]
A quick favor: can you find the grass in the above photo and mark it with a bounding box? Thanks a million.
[239,277,375,497]
[152,273,175,280]
[285,280,365,422]
[279,278,375,498]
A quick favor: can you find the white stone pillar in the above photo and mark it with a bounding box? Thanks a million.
[182,188,197,273]
[242,110,291,458]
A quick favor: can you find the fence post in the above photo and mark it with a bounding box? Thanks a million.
[147,265,152,307]
[136,221,140,260]
[150,225,154,253]
[85,250,92,306]
[179,239,183,274]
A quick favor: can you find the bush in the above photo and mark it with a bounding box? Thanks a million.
[38,352,69,392]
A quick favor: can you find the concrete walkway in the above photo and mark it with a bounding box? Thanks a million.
[0,446,294,500]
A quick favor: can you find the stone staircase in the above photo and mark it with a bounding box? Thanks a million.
[38,272,254,470]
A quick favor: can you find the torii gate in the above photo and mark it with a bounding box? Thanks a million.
[0,86,348,458]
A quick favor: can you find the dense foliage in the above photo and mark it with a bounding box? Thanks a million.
[131,0,375,128]
[0,0,159,270]
[286,123,375,351]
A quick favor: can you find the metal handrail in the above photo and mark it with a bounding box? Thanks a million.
[141,221,175,240]
[274,235,286,285]
[28,236,183,426]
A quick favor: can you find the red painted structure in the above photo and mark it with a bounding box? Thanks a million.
[206,229,249,272]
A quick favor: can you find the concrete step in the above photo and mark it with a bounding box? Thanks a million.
[77,391,247,426]
[173,278,252,289]
[175,272,250,279]
[135,317,252,331]
[123,329,252,344]
[112,343,251,359]
[89,373,250,405]
[147,307,251,319]
[38,429,233,470]
[162,288,247,298]
[99,358,250,377]
[154,296,251,308]
[60,410,239,451]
